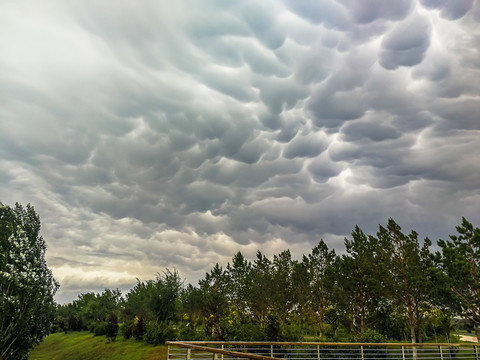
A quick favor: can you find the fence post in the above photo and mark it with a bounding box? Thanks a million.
[401,346,406,360]
[439,346,443,360]
[271,345,273,358]
[187,348,191,360]
[360,346,364,360]
[475,345,479,360]
[221,345,224,360]
[317,345,320,360]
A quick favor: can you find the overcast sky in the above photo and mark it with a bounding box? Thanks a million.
[1,0,479,304]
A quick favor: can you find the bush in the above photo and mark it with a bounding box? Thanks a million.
[93,322,107,336]
[324,325,352,342]
[265,314,281,341]
[106,313,119,342]
[354,329,387,343]
[235,322,266,341]
[121,322,134,340]
[178,325,203,341]
[133,317,146,340]
[281,323,303,342]
[144,321,177,345]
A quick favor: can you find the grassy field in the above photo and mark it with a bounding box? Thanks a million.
[29,332,167,360]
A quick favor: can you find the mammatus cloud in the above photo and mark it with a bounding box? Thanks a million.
[0,0,479,303]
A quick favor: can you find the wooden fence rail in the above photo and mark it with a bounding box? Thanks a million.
[166,341,480,360]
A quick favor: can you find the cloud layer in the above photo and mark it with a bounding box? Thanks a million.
[1,0,479,303]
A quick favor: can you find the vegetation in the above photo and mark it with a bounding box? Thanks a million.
[2,199,478,358]
[438,218,480,340]
[52,217,479,346]
[0,202,59,360]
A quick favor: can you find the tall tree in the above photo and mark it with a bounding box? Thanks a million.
[303,240,336,338]
[0,202,59,360]
[376,219,434,346]
[337,226,382,335]
[180,284,204,331]
[124,269,182,324]
[248,251,273,327]
[226,252,252,316]
[151,269,183,323]
[271,250,296,325]
[438,217,480,341]
[198,263,229,339]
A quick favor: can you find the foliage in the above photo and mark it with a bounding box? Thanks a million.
[376,219,434,343]
[133,317,146,340]
[220,307,266,341]
[198,263,229,339]
[265,313,281,341]
[49,216,480,344]
[336,227,382,335]
[55,288,123,334]
[123,269,182,326]
[93,322,107,337]
[105,313,119,342]
[120,321,134,340]
[438,217,480,338]
[144,321,177,345]
[0,202,59,360]
[354,329,387,343]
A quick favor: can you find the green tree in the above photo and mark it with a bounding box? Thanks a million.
[376,218,434,347]
[248,251,273,327]
[73,288,122,332]
[0,202,59,360]
[438,217,480,341]
[180,284,204,332]
[302,240,336,338]
[271,250,296,325]
[151,269,183,323]
[105,312,119,342]
[337,227,382,335]
[124,270,181,323]
[198,263,229,339]
[226,252,252,316]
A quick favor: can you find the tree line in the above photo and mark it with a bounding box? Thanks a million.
[53,217,480,345]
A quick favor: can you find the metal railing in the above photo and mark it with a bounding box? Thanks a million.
[166,341,480,360]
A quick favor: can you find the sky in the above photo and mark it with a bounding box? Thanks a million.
[1,0,479,304]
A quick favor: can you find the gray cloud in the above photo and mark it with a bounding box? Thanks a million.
[380,12,431,69]
[338,0,413,24]
[420,0,474,20]
[0,0,479,303]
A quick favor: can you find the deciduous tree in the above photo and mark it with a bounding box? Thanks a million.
[0,202,59,360]
[438,217,480,341]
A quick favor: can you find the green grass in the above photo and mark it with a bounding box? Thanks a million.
[29,332,167,360]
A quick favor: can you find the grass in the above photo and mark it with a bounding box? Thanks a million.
[29,332,167,360]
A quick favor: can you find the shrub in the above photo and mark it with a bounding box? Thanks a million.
[281,323,303,342]
[265,314,281,341]
[178,325,203,341]
[144,321,177,345]
[93,322,107,336]
[133,317,146,340]
[105,313,119,342]
[121,322,134,340]
[354,329,387,343]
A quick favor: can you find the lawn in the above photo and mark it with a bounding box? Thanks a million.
[29,332,167,360]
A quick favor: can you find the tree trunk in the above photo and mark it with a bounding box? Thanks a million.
[318,307,324,338]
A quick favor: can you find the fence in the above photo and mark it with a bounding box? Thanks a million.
[166,341,480,360]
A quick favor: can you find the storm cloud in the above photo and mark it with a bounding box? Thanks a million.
[1,0,479,303]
